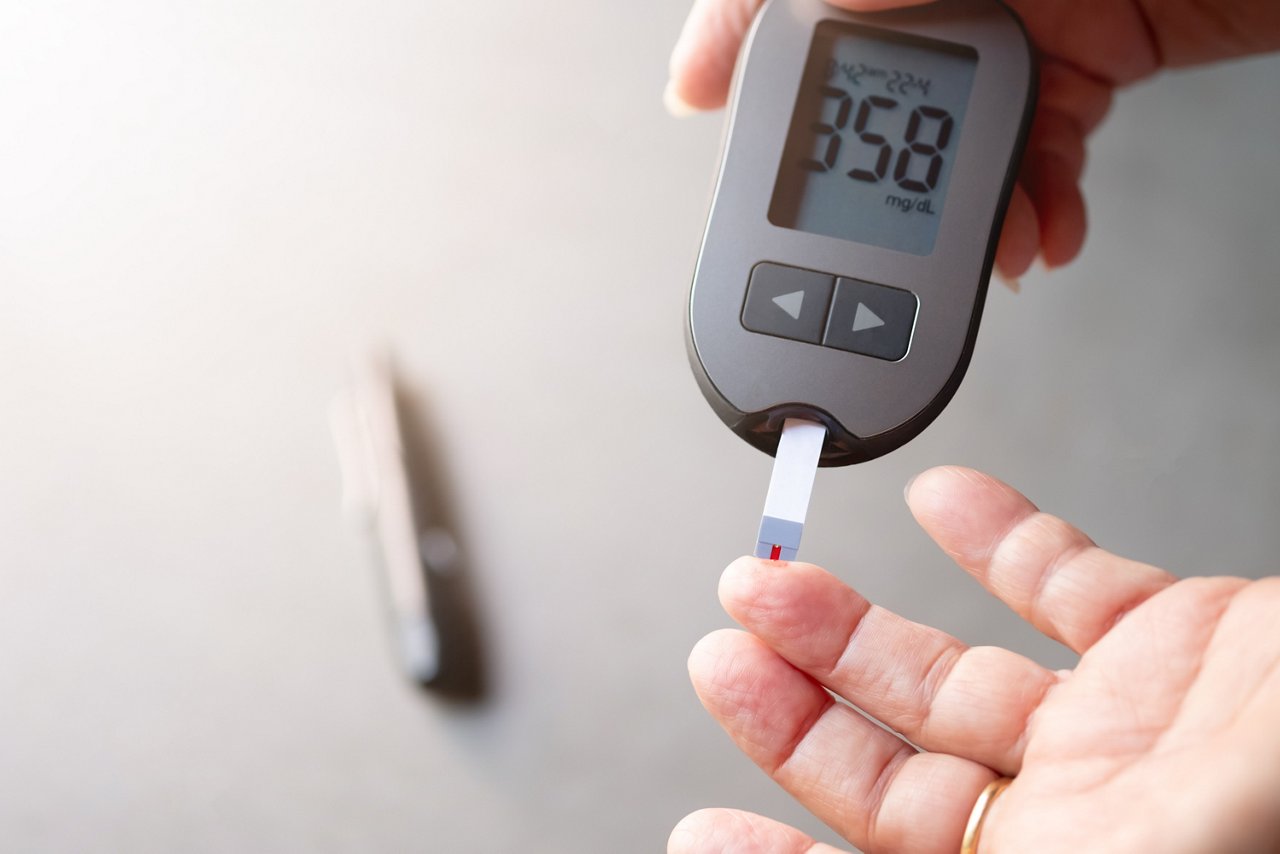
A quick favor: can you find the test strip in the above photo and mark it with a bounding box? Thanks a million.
[755,418,826,561]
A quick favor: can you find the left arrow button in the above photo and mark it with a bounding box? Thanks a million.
[772,290,805,320]
[741,262,835,345]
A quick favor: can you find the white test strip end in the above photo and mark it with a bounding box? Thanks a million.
[755,418,826,561]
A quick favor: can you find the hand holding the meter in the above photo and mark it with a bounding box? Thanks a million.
[671,466,1280,854]
[667,0,1280,283]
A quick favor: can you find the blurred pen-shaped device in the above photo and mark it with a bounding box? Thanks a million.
[330,351,453,686]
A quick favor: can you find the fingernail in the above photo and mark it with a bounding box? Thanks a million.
[663,80,696,118]
[994,270,1021,293]
[903,473,919,504]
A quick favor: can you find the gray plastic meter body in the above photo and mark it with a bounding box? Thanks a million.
[687,0,1035,466]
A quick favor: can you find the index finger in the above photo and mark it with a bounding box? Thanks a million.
[718,556,1056,774]
[667,0,938,113]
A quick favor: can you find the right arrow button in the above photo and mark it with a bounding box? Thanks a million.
[851,303,885,333]
[823,278,919,362]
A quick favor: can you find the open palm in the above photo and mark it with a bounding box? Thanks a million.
[670,466,1280,853]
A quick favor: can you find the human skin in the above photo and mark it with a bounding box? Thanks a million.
[665,0,1280,285]
[669,466,1280,853]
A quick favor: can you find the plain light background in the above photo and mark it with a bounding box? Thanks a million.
[1,1,1277,851]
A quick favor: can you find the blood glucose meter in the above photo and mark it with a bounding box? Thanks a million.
[687,0,1036,466]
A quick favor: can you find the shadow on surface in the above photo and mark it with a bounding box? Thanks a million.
[395,382,490,705]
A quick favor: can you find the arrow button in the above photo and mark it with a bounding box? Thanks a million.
[823,278,918,361]
[741,263,834,345]
[851,303,885,332]
[772,290,805,320]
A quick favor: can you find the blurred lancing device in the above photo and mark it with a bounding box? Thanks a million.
[331,351,449,686]
[685,0,1035,558]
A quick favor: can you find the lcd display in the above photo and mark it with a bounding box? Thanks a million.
[768,23,978,255]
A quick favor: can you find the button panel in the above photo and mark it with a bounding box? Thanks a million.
[740,263,918,361]
[741,262,834,345]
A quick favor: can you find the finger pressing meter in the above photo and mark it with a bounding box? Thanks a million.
[687,0,1035,472]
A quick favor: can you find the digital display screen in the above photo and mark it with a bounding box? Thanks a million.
[768,23,978,255]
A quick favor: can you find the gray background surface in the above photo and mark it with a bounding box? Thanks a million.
[1,1,1277,852]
